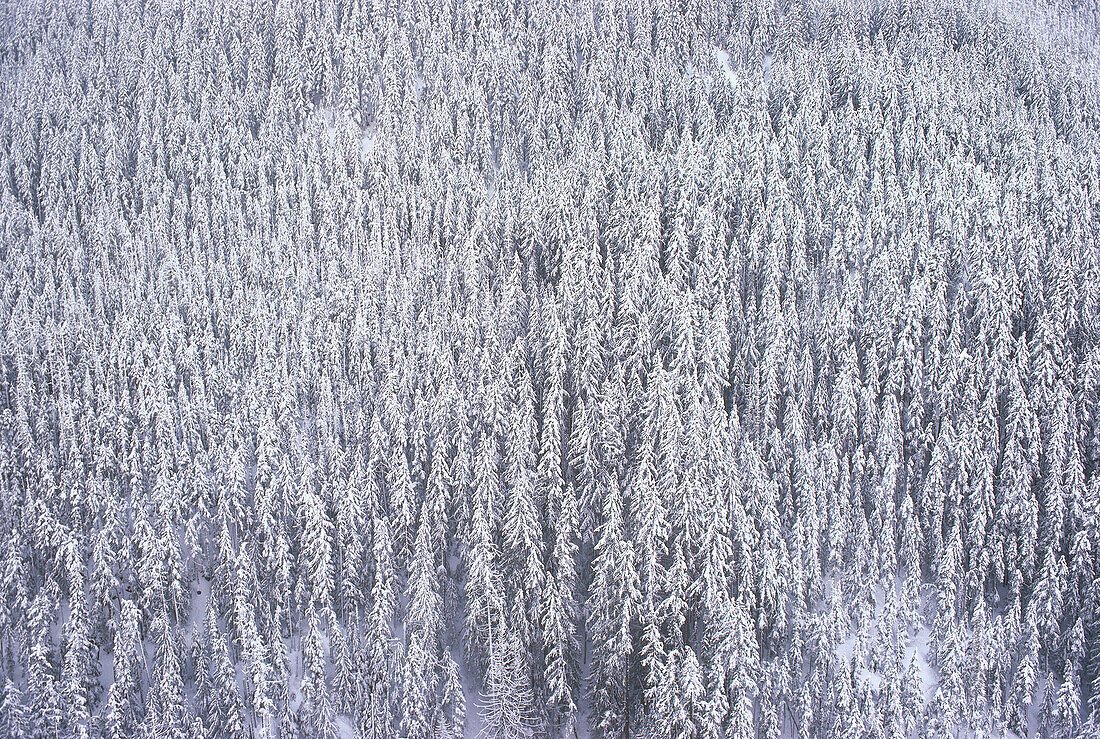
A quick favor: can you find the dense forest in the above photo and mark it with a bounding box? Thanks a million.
[1,0,1099,736]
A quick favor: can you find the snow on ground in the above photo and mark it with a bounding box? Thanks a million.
[361,124,377,158]
[334,714,357,739]
[904,626,937,704]
[711,45,773,84]
[187,576,211,636]
[712,46,736,85]
[456,645,487,739]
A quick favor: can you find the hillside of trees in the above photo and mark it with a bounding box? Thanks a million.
[1,0,1099,736]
